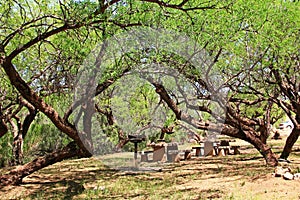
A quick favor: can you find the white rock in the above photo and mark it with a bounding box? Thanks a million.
[293,173,300,180]
[274,166,291,177]
[283,172,294,180]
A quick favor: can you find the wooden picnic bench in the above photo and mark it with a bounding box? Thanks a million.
[175,150,191,160]
[140,142,182,163]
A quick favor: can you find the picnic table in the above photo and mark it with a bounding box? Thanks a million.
[217,139,240,156]
[147,142,166,162]
[192,141,219,157]
[192,146,202,157]
[192,139,240,157]
[143,142,191,162]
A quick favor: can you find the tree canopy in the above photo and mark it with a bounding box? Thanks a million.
[0,0,299,186]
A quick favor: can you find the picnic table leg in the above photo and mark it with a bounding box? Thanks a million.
[232,146,240,155]
[195,148,200,157]
[184,150,191,160]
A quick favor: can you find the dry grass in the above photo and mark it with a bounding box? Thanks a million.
[1,130,300,200]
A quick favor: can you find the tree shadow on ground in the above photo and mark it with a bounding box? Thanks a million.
[18,167,117,198]
[26,180,85,200]
[20,156,265,197]
[2,152,299,199]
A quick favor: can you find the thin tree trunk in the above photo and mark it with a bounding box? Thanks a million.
[116,132,129,150]
[0,120,8,137]
[96,107,129,151]
[82,99,94,154]
[280,128,300,159]
[260,101,273,144]
[0,110,8,137]
[0,142,80,187]
[12,131,24,166]
[11,110,37,165]
[9,118,20,166]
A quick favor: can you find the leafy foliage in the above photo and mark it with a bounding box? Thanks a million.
[0,0,299,180]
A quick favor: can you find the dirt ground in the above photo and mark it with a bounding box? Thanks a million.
[1,129,300,199]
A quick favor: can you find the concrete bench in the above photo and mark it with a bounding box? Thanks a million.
[167,150,180,162]
[140,150,153,162]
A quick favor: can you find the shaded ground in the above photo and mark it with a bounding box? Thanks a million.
[1,130,300,200]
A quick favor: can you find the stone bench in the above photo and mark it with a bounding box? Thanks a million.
[167,149,180,162]
[140,150,153,162]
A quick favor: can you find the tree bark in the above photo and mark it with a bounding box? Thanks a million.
[11,109,37,165]
[0,120,8,137]
[9,118,22,166]
[280,127,300,159]
[151,80,278,166]
[260,101,273,144]
[2,60,92,157]
[217,125,278,166]
[115,133,129,150]
[0,108,8,137]
[242,129,278,166]
[96,106,130,151]
[0,142,80,187]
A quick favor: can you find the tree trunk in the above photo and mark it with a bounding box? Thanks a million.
[151,80,278,166]
[0,110,8,137]
[2,61,92,157]
[280,128,300,159]
[245,131,278,166]
[222,126,278,166]
[0,120,8,137]
[82,100,95,154]
[96,107,129,151]
[11,110,37,165]
[0,142,80,187]
[12,131,24,166]
[9,118,23,166]
[260,101,273,144]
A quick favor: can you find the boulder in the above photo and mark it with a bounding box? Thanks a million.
[274,166,291,177]
[293,173,300,180]
[283,172,294,180]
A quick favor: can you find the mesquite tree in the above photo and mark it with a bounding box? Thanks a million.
[0,0,225,186]
[0,0,298,187]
